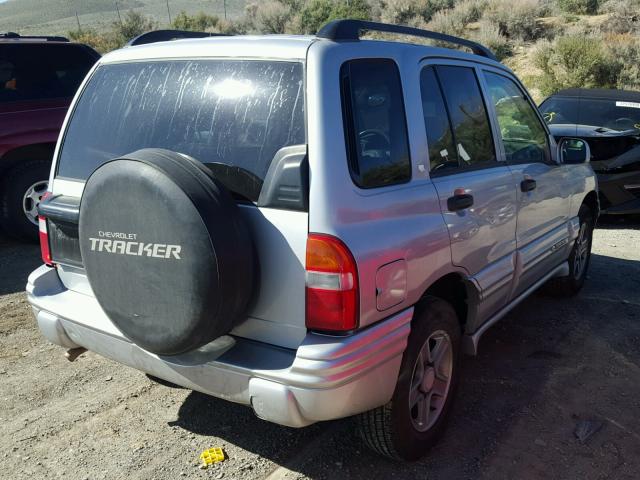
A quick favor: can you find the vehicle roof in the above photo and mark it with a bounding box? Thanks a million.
[0,39,71,44]
[100,34,507,67]
[102,35,316,63]
[547,88,640,101]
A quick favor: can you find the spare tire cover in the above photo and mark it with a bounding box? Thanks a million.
[79,148,254,355]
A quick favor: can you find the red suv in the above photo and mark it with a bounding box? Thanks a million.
[0,33,99,241]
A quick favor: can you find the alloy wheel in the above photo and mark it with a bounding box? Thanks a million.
[409,330,453,432]
[22,180,48,226]
[573,222,590,279]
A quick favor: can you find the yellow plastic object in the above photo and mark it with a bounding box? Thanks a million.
[200,447,225,467]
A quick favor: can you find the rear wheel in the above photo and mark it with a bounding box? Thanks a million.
[356,297,461,461]
[0,159,51,242]
[545,204,594,296]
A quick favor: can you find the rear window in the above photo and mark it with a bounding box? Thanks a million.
[0,43,97,103]
[57,60,305,202]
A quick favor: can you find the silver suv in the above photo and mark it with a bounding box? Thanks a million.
[28,21,598,461]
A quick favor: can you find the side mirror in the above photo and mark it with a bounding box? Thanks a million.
[558,137,590,164]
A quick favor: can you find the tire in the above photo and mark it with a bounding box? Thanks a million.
[0,159,51,242]
[356,297,461,461]
[79,148,255,355]
[545,204,594,297]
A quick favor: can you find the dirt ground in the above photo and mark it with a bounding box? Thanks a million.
[1,219,639,480]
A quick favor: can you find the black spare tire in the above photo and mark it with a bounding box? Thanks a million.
[79,149,254,355]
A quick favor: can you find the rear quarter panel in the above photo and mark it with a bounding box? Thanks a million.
[306,41,461,329]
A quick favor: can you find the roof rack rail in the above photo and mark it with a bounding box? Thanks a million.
[0,32,69,42]
[316,19,497,61]
[127,29,227,47]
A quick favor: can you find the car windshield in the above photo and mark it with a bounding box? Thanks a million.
[57,59,305,202]
[540,96,640,132]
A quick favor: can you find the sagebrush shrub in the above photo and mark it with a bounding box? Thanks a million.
[607,36,640,90]
[68,10,158,52]
[423,0,489,37]
[293,0,371,34]
[599,0,640,33]
[67,28,121,53]
[472,21,513,60]
[453,0,489,24]
[378,0,454,24]
[556,0,600,14]
[171,11,219,32]
[534,34,621,94]
[113,10,157,43]
[427,9,464,35]
[246,0,292,33]
[484,0,544,40]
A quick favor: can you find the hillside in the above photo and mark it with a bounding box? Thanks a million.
[0,0,247,36]
[1,0,638,100]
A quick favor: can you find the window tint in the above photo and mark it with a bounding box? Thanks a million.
[484,72,549,164]
[420,66,458,174]
[341,59,411,188]
[0,44,96,103]
[436,66,496,168]
[57,60,305,202]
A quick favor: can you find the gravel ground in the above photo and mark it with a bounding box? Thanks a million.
[1,218,639,480]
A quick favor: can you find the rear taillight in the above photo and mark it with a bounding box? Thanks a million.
[38,192,54,267]
[305,234,359,332]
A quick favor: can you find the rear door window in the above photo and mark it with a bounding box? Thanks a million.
[0,44,97,103]
[57,60,306,202]
[420,66,458,174]
[435,66,496,169]
[340,59,411,188]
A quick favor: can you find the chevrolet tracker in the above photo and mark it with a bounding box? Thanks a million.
[88,238,182,259]
[28,21,598,461]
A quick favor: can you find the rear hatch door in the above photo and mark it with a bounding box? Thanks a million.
[46,58,308,349]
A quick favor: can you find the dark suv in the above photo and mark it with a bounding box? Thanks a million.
[0,33,99,241]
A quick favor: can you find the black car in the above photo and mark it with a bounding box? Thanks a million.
[539,88,640,215]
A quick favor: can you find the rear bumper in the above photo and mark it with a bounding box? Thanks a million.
[27,265,411,427]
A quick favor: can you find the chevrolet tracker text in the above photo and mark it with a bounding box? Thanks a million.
[89,236,182,259]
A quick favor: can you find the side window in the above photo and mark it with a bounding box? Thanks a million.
[420,66,458,174]
[436,66,496,168]
[484,72,550,164]
[539,96,579,125]
[340,59,411,188]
